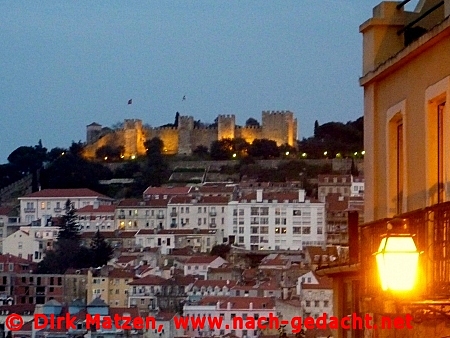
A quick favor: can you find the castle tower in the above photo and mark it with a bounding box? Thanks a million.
[123,119,145,158]
[217,115,236,140]
[86,122,102,144]
[177,116,194,155]
[261,111,297,147]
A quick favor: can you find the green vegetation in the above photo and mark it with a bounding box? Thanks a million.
[37,200,114,273]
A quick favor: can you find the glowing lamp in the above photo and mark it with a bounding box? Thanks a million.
[375,234,420,291]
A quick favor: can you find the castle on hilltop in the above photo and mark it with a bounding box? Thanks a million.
[83,111,298,158]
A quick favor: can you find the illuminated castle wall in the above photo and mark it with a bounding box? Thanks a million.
[83,111,298,158]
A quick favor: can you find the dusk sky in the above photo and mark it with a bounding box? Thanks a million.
[0,1,419,163]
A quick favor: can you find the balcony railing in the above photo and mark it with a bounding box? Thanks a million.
[209,223,217,228]
[24,208,35,213]
[360,201,450,299]
[170,223,177,228]
[156,214,164,219]
[53,208,62,213]
[170,211,177,217]
[209,211,217,216]
[118,215,125,219]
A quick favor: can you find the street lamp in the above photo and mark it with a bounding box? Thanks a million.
[374,220,421,292]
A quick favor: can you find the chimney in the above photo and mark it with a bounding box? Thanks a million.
[298,189,305,203]
[249,302,253,310]
[256,189,263,203]
[227,302,231,310]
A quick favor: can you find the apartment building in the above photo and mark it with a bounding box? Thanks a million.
[227,189,325,250]
[86,267,134,307]
[318,175,364,202]
[183,256,227,278]
[18,188,114,224]
[116,199,168,231]
[297,271,333,320]
[183,296,276,338]
[0,207,21,253]
[134,229,220,254]
[77,204,116,232]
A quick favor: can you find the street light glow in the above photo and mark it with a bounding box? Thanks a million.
[375,234,420,291]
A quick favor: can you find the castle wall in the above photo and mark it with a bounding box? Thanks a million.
[190,127,218,150]
[82,131,126,159]
[235,126,263,144]
[147,128,179,155]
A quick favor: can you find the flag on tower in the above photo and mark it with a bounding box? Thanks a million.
[128,99,132,105]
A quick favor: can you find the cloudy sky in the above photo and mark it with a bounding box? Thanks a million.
[0,1,419,163]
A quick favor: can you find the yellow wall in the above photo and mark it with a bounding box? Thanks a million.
[362,16,450,221]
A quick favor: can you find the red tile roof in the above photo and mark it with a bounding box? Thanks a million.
[144,186,192,196]
[21,188,113,199]
[0,207,13,215]
[0,254,35,265]
[117,199,169,207]
[197,296,275,309]
[136,229,217,235]
[77,205,116,213]
[108,269,135,279]
[128,275,168,285]
[192,279,238,289]
[186,256,222,264]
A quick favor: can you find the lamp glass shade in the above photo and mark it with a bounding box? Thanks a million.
[375,235,419,291]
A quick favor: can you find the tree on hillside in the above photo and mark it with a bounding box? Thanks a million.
[142,137,170,187]
[210,244,231,260]
[248,139,280,159]
[245,118,260,127]
[7,140,47,174]
[90,230,114,267]
[193,145,209,158]
[95,145,124,161]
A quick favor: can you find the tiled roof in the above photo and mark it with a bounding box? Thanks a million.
[325,193,349,212]
[109,307,139,318]
[80,230,138,239]
[0,254,34,265]
[192,279,238,289]
[77,205,116,213]
[0,207,13,215]
[136,229,217,235]
[301,275,333,289]
[197,296,275,309]
[197,196,230,204]
[143,186,192,196]
[185,256,222,264]
[21,188,113,200]
[117,198,169,207]
[0,304,35,314]
[128,275,168,286]
[108,269,135,279]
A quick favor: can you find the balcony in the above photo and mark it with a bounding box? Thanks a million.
[170,211,177,217]
[118,215,125,219]
[53,207,62,213]
[209,211,217,216]
[209,223,217,228]
[156,214,164,219]
[170,223,177,228]
[360,201,450,300]
[24,208,35,213]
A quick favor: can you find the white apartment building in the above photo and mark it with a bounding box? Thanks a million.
[77,204,116,232]
[3,223,60,262]
[18,188,114,224]
[116,199,168,231]
[166,196,228,234]
[227,189,325,250]
[297,271,333,320]
[183,296,276,338]
[183,256,228,278]
[135,229,220,255]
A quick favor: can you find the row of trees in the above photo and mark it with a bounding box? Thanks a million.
[37,200,114,274]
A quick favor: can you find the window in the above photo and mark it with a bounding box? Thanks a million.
[238,236,245,243]
[305,300,311,307]
[41,202,45,210]
[324,300,329,307]
[302,227,311,235]
[8,264,13,271]
[186,207,190,213]
[315,300,320,307]
[317,227,323,235]
[293,227,301,234]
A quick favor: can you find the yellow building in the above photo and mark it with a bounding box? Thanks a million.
[86,267,134,308]
[320,1,450,338]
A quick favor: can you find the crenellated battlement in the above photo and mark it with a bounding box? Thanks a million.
[84,110,297,158]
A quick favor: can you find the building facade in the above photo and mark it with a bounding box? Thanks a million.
[227,189,325,250]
